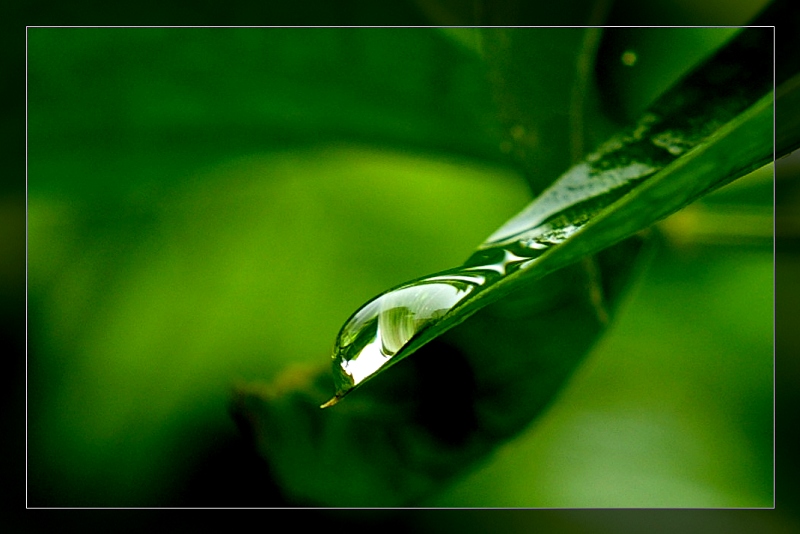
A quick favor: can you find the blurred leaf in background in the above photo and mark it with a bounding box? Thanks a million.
[26,25,536,506]
[20,0,796,527]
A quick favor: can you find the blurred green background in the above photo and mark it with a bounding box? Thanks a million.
[17,0,799,530]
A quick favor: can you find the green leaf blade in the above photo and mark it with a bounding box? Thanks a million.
[325,26,778,404]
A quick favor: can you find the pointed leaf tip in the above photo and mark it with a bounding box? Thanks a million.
[320,395,341,409]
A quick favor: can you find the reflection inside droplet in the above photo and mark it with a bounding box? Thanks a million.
[335,280,477,387]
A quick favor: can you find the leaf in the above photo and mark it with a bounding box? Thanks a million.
[234,14,796,507]
[324,25,779,405]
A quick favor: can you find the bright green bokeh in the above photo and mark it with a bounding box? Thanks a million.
[28,147,530,505]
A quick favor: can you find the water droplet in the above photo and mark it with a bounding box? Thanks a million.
[331,278,476,391]
[328,244,543,399]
